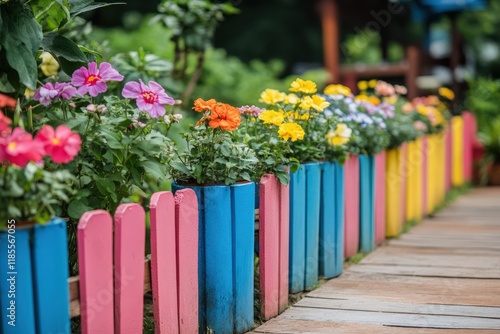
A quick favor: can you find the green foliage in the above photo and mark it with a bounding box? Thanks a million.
[465,77,500,131]
[478,118,500,164]
[0,163,76,225]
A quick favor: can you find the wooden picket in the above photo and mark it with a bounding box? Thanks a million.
[259,174,290,320]
[344,155,360,257]
[463,112,476,182]
[77,190,198,334]
[374,151,386,245]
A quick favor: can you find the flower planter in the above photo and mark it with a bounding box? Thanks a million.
[385,148,403,237]
[452,116,465,187]
[319,161,345,279]
[289,162,321,292]
[374,151,386,245]
[359,154,376,253]
[0,218,69,334]
[172,182,255,334]
[344,155,360,258]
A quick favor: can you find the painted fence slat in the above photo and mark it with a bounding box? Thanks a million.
[204,186,234,333]
[405,141,418,222]
[0,226,35,334]
[231,183,255,333]
[304,163,321,291]
[174,189,199,333]
[150,191,178,334]
[399,144,408,226]
[260,175,280,319]
[78,210,114,334]
[289,167,306,293]
[319,162,345,278]
[359,154,375,253]
[385,148,402,237]
[32,218,70,334]
[375,151,386,245]
[344,155,360,257]
[452,116,465,187]
[278,179,290,312]
[422,136,429,216]
[414,137,423,221]
[463,111,476,182]
[445,126,453,192]
[114,204,146,334]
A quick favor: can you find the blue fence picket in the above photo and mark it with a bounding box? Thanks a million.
[231,183,255,333]
[359,155,376,253]
[32,218,70,334]
[304,163,321,290]
[289,166,307,293]
[0,226,36,334]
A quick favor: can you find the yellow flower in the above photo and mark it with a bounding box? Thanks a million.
[310,95,330,111]
[383,95,398,105]
[278,122,305,142]
[300,96,313,110]
[427,95,440,106]
[259,109,285,126]
[289,78,317,94]
[39,51,59,76]
[324,84,351,96]
[368,79,378,88]
[326,123,352,146]
[438,87,455,100]
[287,111,310,120]
[355,94,380,105]
[24,88,35,99]
[357,81,368,91]
[259,89,286,105]
[284,93,299,105]
[416,104,429,116]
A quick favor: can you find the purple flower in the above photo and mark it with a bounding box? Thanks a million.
[34,83,58,106]
[238,105,265,117]
[122,79,175,118]
[34,82,77,106]
[71,62,124,97]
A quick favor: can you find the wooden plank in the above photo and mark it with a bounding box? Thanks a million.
[344,155,360,257]
[278,177,290,312]
[385,148,402,237]
[150,191,178,334]
[175,189,199,333]
[421,136,428,215]
[78,210,114,334]
[279,306,500,329]
[259,175,280,319]
[231,182,255,333]
[349,263,500,279]
[296,296,500,318]
[32,218,70,334]
[375,151,386,244]
[319,162,337,279]
[114,204,146,334]
[254,318,500,334]
[359,154,375,253]
[305,163,321,290]
[289,166,307,293]
[399,143,407,226]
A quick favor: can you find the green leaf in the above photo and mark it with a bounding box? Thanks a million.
[32,0,71,29]
[141,160,166,180]
[68,199,93,219]
[68,0,125,16]
[95,177,115,195]
[41,33,87,62]
[170,161,191,176]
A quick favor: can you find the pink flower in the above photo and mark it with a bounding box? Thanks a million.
[122,79,175,118]
[0,111,12,138]
[414,121,428,132]
[34,82,77,106]
[35,125,81,164]
[0,128,45,167]
[71,62,124,97]
[86,104,97,112]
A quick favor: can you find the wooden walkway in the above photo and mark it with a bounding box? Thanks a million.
[252,187,500,333]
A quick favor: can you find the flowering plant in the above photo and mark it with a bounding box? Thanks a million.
[0,102,80,225]
[168,98,259,185]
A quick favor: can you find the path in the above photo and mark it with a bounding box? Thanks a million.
[252,187,500,333]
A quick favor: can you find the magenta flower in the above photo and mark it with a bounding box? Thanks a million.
[35,125,81,164]
[71,62,124,97]
[122,79,175,118]
[34,82,77,106]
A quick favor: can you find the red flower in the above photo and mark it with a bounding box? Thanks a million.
[0,94,16,109]
[0,111,12,137]
[0,128,45,167]
[36,125,81,164]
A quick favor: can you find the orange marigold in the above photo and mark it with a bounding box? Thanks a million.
[193,98,217,112]
[209,103,241,131]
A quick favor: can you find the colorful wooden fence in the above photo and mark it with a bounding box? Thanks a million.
[375,151,387,245]
[385,147,403,237]
[359,154,376,253]
[344,155,360,258]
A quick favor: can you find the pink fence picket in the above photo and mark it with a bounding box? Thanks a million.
[77,190,198,334]
[344,155,360,258]
[375,151,386,245]
[463,112,476,182]
[259,174,290,320]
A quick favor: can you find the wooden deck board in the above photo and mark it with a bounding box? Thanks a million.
[251,187,500,333]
